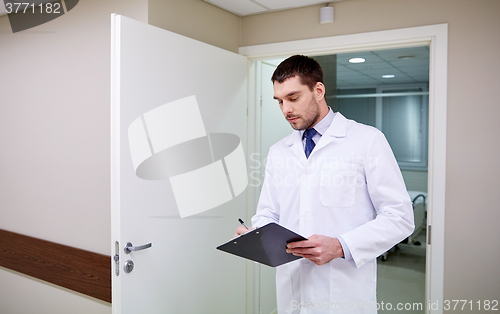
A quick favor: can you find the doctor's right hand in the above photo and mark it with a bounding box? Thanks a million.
[233,226,255,238]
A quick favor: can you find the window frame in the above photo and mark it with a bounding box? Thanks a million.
[376,83,429,170]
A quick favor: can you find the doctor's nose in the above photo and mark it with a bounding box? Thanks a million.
[281,101,293,116]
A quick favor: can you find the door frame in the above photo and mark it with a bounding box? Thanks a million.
[240,23,447,314]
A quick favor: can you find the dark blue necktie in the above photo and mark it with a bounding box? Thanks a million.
[303,128,317,158]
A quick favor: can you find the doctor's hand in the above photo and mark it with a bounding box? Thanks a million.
[233,226,256,238]
[286,235,344,266]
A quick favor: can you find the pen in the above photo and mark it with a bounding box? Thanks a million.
[238,218,249,230]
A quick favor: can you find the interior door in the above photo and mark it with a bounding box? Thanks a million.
[111,15,248,314]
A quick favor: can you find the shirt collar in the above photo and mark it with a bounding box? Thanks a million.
[300,107,335,138]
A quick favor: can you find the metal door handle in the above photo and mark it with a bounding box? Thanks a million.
[124,242,152,254]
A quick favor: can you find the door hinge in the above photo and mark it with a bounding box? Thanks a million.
[427,225,431,245]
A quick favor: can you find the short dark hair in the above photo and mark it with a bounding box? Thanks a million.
[271,55,323,91]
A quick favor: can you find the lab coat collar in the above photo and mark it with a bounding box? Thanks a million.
[287,131,307,164]
[323,111,348,138]
[286,111,348,163]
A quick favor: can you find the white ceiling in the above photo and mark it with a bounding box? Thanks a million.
[0,0,340,17]
[264,46,429,90]
[204,0,344,16]
[325,46,429,89]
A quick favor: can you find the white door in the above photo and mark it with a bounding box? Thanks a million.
[111,15,248,314]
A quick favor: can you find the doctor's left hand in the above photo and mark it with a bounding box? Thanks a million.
[286,235,344,266]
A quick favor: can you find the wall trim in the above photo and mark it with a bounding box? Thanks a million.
[0,229,111,303]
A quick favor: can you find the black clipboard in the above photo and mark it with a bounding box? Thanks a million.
[216,222,307,267]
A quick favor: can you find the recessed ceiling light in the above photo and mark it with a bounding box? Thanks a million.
[382,74,395,78]
[349,57,365,63]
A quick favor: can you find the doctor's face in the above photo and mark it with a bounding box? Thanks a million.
[273,76,324,130]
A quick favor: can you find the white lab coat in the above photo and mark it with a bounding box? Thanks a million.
[252,112,414,314]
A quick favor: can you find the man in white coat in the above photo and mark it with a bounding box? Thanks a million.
[235,55,414,313]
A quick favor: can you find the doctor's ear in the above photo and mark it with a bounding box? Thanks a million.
[314,82,326,100]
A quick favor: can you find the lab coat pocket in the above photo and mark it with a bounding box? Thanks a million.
[319,165,357,208]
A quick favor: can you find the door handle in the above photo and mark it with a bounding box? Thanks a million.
[124,242,152,254]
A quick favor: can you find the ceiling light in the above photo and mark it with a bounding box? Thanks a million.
[398,55,415,60]
[349,58,365,63]
[382,74,395,78]
[320,5,334,24]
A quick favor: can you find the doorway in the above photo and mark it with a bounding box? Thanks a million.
[241,24,448,314]
[255,45,428,313]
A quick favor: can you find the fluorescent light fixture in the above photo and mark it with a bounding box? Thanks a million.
[382,74,395,78]
[398,55,415,60]
[349,58,365,63]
